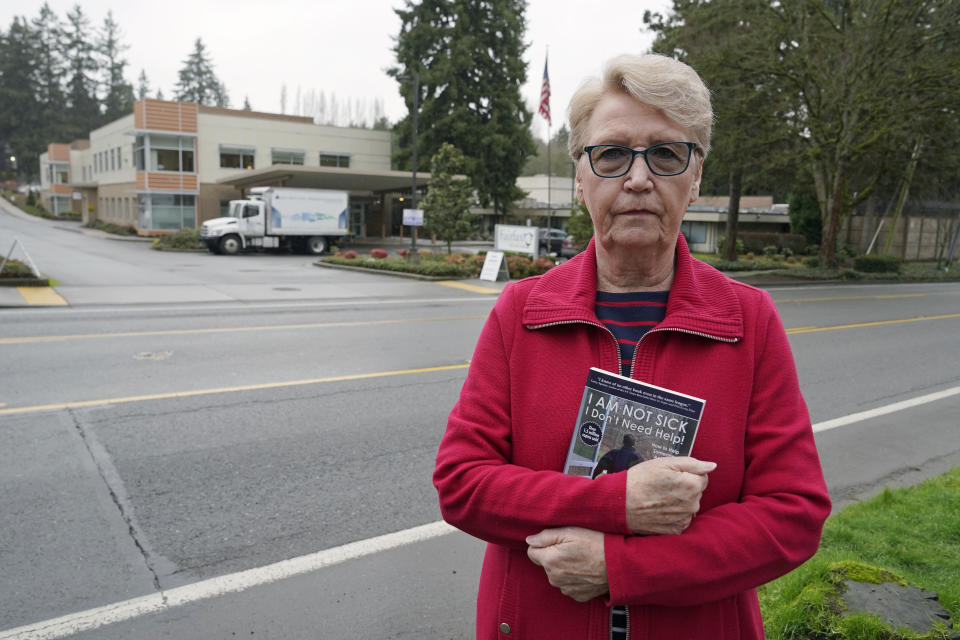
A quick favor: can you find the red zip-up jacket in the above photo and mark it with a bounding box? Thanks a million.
[434,236,830,639]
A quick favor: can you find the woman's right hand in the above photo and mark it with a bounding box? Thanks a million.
[624,457,716,535]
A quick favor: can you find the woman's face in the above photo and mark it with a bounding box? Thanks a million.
[577,92,702,258]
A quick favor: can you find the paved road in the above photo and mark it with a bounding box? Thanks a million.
[2,203,959,639]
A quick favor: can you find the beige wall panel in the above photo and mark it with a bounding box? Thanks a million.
[196,112,391,184]
[198,183,242,224]
[89,114,136,185]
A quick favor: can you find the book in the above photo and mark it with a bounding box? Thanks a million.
[563,368,706,478]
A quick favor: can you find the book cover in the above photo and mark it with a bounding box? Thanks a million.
[563,367,706,478]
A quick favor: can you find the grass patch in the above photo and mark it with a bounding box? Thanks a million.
[0,259,36,278]
[760,468,960,638]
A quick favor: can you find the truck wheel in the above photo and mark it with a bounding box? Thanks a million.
[219,234,242,255]
[305,236,327,255]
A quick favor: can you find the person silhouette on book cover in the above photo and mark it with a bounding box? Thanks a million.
[591,434,642,478]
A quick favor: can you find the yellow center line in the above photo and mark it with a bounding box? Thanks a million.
[0,315,486,345]
[774,292,950,304]
[0,363,471,416]
[786,312,960,334]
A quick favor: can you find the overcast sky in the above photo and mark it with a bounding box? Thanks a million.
[3,0,671,140]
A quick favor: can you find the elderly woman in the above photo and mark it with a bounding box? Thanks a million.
[434,54,830,640]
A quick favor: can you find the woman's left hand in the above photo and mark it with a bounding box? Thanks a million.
[526,527,609,602]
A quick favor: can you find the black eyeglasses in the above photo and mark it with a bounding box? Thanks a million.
[583,142,698,178]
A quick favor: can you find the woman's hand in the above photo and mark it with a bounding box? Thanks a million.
[526,527,608,602]
[625,457,716,535]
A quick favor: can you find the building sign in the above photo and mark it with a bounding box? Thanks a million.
[403,208,424,226]
[495,224,536,257]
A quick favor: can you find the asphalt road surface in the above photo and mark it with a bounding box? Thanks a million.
[2,207,959,639]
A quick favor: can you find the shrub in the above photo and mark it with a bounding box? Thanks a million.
[152,228,203,250]
[739,232,807,255]
[716,236,745,255]
[744,252,755,260]
[780,247,794,257]
[803,256,820,268]
[805,244,819,256]
[370,248,388,259]
[342,250,358,259]
[853,254,901,273]
[25,190,36,206]
[763,245,778,257]
[397,248,409,257]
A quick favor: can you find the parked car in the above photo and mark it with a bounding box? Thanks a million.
[538,228,567,255]
[560,234,583,258]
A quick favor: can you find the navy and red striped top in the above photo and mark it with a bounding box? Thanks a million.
[595,290,669,377]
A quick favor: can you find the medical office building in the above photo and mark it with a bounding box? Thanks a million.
[38,99,426,238]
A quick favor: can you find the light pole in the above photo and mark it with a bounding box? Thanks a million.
[406,71,421,265]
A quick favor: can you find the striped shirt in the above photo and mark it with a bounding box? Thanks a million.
[595,289,669,640]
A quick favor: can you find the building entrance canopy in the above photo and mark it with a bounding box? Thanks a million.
[216,165,430,194]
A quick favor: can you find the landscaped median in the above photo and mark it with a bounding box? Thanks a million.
[318,248,558,280]
[759,467,959,638]
[0,259,50,286]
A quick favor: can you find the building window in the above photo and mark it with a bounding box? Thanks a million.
[139,193,197,230]
[271,149,305,165]
[680,221,707,244]
[320,153,350,168]
[220,146,255,170]
[136,134,195,172]
[50,163,68,184]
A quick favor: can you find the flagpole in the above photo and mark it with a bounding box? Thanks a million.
[545,48,552,245]
[538,49,552,253]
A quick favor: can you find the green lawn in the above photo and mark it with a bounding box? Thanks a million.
[760,467,960,638]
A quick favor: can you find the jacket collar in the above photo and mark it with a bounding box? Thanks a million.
[521,234,744,342]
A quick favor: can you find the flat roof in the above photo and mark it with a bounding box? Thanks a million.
[216,165,431,193]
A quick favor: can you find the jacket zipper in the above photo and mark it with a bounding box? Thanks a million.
[531,320,738,640]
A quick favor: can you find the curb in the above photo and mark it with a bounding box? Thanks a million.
[313,260,464,281]
[0,278,51,287]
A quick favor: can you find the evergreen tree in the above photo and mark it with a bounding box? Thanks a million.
[174,38,229,106]
[243,95,252,110]
[421,143,475,253]
[391,0,536,219]
[98,11,134,121]
[30,3,67,142]
[523,125,573,177]
[62,4,102,139]
[136,69,151,100]
[0,17,41,179]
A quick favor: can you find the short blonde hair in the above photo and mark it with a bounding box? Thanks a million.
[568,54,713,161]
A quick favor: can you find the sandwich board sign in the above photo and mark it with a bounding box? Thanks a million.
[479,250,509,282]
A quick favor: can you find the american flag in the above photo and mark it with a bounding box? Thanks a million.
[538,57,551,125]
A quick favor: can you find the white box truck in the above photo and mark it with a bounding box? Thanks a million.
[200,187,349,255]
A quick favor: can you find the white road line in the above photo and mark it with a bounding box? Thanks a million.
[0,521,456,640]
[4,386,960,639]
[812,386,960,433]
